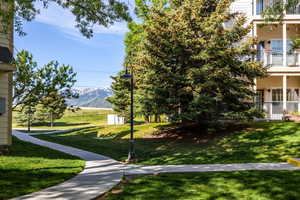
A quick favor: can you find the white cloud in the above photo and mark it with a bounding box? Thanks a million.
[34,2,130,43]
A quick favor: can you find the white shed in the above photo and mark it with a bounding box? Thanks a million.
[107,114,125,125]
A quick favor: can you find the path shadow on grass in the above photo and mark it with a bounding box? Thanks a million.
[109,171,300,200]
[101,129,131,139]
[128,122,300,164]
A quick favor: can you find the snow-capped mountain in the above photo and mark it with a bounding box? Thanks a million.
[67,87,112,108]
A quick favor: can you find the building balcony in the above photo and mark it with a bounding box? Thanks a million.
[258,49,300,68]
[261,101,300,119]
[255,76,300,120]
[254,23,300,71]
[254,0,300,20]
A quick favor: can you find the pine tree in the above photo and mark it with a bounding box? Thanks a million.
[139,0,266,122]
[107,71,131,121]
[108,1,168,122]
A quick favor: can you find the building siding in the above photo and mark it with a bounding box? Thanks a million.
[0,72,11,145]
[231,0,253,18]
[0,0,14,148]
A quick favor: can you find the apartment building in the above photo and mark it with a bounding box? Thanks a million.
[232,0,300,120]
[0,2,15,154]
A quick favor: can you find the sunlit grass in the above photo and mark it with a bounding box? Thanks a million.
[36,122,300,165]
[12,109,114,130]
[0,137,85,199]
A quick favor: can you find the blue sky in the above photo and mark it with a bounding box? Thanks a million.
[14,1,135,88]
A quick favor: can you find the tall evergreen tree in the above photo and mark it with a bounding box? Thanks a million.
[108,0,167,121]
[107,71,131,120]
[109,0,267,124]
[139,0,266,122]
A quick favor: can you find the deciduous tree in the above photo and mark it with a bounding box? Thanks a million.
[38,60,78,126]
[13,50,79,130]
[12,50,41,111]
[0,0,131,37]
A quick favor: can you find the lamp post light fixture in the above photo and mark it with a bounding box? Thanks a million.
[121,69,137,163]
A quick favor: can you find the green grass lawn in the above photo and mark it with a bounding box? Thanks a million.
[17,130,55,134]
[35,121,300,165]
[0,137,85,199]
[105,171,300,200]
[12,109,114,130]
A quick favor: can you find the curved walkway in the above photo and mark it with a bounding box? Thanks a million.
[12,130,124,200]
[12,130,300,200]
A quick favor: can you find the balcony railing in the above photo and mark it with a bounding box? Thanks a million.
[287,4,300,14]
[256,0,300,15]
[256,0,283,15]
[257,49,300,67]
[262,102,299,120]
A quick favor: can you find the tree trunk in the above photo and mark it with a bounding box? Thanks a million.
[27,113,31,133]
[154,115,161,123]
[50,112,54,127]
[144,115,150,123]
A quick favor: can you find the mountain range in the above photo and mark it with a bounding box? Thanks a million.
[67,87,113,108]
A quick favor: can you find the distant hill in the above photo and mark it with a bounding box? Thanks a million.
[67,87,112,108]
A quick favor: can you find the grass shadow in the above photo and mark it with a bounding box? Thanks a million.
[0,168,83,199]
[1,137,84,199]
[107,171,300,200]
[36,122,300,165]
[9,137,81,160]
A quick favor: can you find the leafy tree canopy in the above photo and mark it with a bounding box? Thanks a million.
[0,0,131,37]
[13,50,78,112]
[12,50,40,111]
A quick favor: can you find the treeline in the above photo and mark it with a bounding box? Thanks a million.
[13,50,78,129]
[108,0,267,124]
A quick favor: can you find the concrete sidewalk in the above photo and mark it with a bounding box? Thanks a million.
[12,130,124,200]
[125,163,300,175]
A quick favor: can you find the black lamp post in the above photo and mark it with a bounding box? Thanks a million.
[121,69,137,163]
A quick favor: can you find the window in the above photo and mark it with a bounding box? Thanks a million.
[287,89,299,101]
[272,88,299,102]
[271,40,283,53]
[256,0,264,15]
[271,40,293,53]
[257,41,264,62]
[255,90,264,111]
[272,89,283,102]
